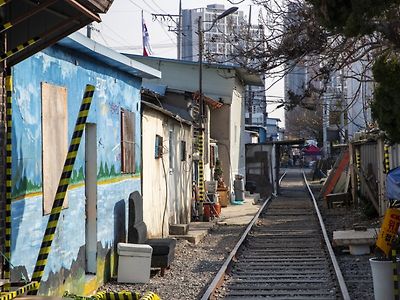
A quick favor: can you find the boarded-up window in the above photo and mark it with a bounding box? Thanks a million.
[180,141,187,162]
[121,108,135,173]
[42,82,68,215]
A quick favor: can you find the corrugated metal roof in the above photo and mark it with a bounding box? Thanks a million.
[58,32,161,79]
[125,54,264,86]
[3,0,114,66]
[142,101,193,125]
[142,82,167,96]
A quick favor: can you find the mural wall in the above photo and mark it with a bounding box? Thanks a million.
[11,44,142,295]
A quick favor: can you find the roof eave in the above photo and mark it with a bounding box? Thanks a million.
[58,32,161,79]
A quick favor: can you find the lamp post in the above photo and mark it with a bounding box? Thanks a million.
[197,7,238,205]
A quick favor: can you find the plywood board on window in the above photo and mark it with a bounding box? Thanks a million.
[42,82,68,215]
[121,109,135,173]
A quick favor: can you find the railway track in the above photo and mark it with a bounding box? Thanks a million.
[201,169,349,300]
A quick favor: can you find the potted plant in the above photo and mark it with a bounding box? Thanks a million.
[370,198,400,300]
[214,159,229,207]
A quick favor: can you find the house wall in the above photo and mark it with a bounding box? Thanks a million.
[210,105,230,188]
[11,45,142,295]
[142,108,192,237]
[230,81,246,186]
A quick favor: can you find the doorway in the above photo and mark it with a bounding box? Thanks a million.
[85,123,97,274]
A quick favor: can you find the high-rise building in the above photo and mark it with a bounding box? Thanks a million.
[181,4,243,62]
[181,4,267,127]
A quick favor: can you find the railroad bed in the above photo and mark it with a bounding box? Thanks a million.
[215,171,343,299]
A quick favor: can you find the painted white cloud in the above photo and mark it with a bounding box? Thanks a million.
[15,83,39,125]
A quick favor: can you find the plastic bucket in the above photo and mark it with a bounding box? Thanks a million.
[370,257,399,300]
[203,203,211,221]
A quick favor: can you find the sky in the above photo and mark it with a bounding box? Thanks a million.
[80,0,285,125]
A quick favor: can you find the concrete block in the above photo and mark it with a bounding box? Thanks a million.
[169,224,189,235]
[325,192,351,208]
[333,228,378,255]
[176,230,208,244]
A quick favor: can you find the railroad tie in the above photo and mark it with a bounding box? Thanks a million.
[29,85,95,294]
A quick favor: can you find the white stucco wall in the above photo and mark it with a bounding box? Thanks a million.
[230,81,246,185]
[142,108,192,237]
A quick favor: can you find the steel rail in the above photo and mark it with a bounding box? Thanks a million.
[200,195,273,300]
[302,171,351,300]
[278,170,287,186]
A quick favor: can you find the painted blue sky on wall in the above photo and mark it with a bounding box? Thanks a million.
[12,45,142,198]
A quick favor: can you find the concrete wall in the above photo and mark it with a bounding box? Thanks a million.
[230,81,246,185]
[210,105,230,187]
[142,107,192,237]
[11,45,142,295]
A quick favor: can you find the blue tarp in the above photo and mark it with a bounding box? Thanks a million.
[386,167,400,199]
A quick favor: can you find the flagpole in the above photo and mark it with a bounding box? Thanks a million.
[142,10,144,56]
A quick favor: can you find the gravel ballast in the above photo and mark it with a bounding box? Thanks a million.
[101,225,245,299]
[101,178,379,300]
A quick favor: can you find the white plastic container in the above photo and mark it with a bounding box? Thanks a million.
[117,243,153,283]
[370,257,399,300]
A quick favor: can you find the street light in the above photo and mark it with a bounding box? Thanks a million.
[197,6,238,205]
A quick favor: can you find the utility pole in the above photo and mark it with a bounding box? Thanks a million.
[177,0,182,60]
[340,70,345,144]
[247,6,252,125]
[323,94,330,158]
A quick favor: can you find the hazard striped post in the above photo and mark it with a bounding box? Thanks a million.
[198,131,205,202]
[4,71,12,291]
[139,292,160,300]
[0,0,10,8]
[95,291,140,300]
[384,143,390,174]
[0,37,40,63]
[0,281,39,300]
[355,148,361,193]
[393,249,399,300]
[29,85,95,294]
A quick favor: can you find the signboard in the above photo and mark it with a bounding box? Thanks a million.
[376,208,400,257]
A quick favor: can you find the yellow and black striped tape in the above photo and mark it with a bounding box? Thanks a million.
[95,291,140,300]
[0,282,39,300]
[3,72,12,291]
[139,292,160,300]
[355,149,361,191]
[384,144,390,174]
[0,37,40,62]
[0,0,10,7]
[29,85,95,294]
[393,249,399,299]
[197,132,205,201]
